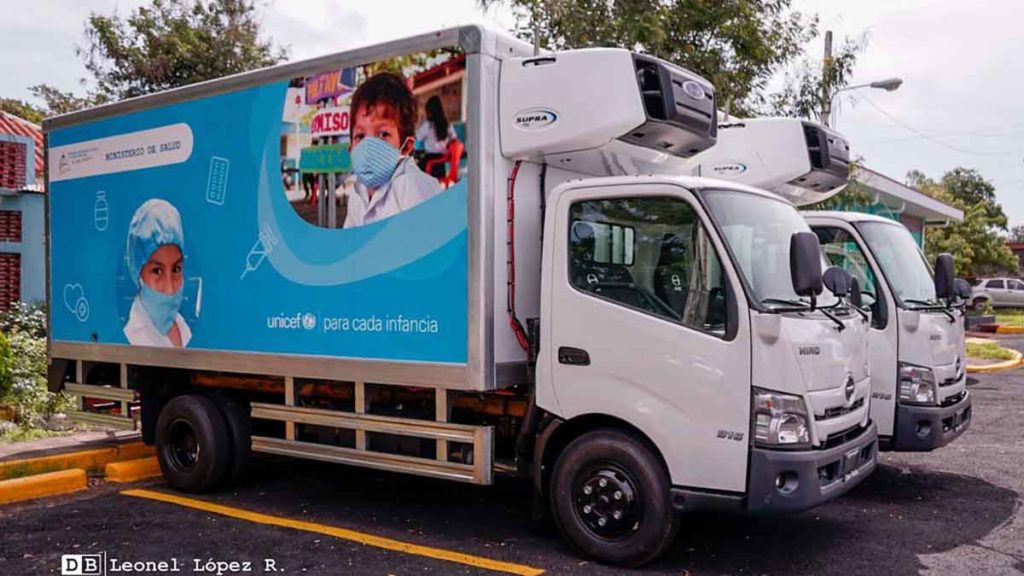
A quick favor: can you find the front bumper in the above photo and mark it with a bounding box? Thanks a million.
[746,421,877,513]
[886,391,971,452]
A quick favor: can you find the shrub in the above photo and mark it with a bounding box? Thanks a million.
[0,302,47,338]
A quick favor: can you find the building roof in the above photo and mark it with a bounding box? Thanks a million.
[0,111,44,181]
[853,166,963,223]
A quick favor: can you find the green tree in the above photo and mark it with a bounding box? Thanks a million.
[1008,224,1024,243]
[30,0,287,114]
[0,98,45,124]
[908,169,1017,276]
[768,34,867,121]
[478,0,818,115]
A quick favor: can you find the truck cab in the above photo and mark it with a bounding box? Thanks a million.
[804,212,971,451]
[532,174,875,561]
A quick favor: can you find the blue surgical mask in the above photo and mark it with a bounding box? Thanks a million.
[139,283,183,334]
[351,136,400,189]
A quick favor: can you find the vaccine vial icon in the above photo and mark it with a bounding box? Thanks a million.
[94,191,109,231]
[207,156,229,205]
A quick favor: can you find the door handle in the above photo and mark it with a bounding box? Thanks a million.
[558,346,590,366]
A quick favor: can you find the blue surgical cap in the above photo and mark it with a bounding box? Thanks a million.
[126,198,184,287]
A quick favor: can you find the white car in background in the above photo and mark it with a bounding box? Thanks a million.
[970,277,1024,309]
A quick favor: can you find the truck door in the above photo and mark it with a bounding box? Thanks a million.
[813,224,899,437]
[538,183,752,493]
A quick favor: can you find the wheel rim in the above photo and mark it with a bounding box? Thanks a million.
[166,418,200,472]
[572,462,642,540]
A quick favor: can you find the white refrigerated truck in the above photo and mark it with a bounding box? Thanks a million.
[687,118,971,451]
[45,26,876,565]
[804,212,971,451]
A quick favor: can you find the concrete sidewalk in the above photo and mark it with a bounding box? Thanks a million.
[0,430,142,463]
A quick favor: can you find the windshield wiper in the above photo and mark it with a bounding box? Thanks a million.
[761,298,811,310]
[761,298,845,330]
[905,298,956,323]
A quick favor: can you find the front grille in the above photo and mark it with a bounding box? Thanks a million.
[940,376,959,388]
[941,390,967,407]
[820,423,868,450]
[816,398,865,421]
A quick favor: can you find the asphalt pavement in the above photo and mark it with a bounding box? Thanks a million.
[1,342,1023,575]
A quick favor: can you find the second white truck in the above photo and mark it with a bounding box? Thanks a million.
[805,212,971,451]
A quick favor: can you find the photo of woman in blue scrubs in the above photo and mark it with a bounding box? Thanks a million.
[123,198,192,348]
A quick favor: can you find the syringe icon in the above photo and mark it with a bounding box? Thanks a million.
[240,224,280,279]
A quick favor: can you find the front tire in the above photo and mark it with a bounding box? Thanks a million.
[549,429,678,566]
[155,394,231,493]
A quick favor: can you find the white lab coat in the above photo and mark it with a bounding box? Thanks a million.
[344,157,441,228]
[123,296,192,347]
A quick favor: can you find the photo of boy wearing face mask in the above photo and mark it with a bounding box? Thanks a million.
[344,72,441,228]
[123,198,192,348]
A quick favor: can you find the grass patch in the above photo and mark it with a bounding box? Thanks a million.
[966,340,1018,361]
[996,309,1024,327]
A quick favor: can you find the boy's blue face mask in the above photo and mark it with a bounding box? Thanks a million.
[139,282,183,334]
[351,136,401,189]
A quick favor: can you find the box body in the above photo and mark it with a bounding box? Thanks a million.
[47,27,536,391]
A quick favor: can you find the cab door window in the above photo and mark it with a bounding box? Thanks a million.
[568,196,728,335]
[813,226,885,327]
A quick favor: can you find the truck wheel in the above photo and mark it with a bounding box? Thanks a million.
[972,297,987,311]
[155,395,231,493]
[549,429,678,566]
[210,393,252,486]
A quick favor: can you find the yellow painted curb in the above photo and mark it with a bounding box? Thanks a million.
[105,457,162,483]
[967,347,1023,374]
[996,325,1024,334]
[0,442,154,480]
[0,469,87,505]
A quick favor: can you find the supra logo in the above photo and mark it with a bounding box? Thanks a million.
[872,392,893,401]
[62,554,103,576]
[711,161,748,175]
[717,429,744,442]
[513,108,558,130]
[798,345,821,356]
[929,334,942,341]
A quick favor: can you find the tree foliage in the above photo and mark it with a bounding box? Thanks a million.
[478,0,818,116]
[29,0,287,115]
[768,34,867,121]
[1008,225,1024,244]
[907,169,1017,277]
[0,98,46,125]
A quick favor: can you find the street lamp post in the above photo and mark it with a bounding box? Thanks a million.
[820,30,903,127]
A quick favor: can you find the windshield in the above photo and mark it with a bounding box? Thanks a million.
[858,221,938,308]
[701,190,838,310]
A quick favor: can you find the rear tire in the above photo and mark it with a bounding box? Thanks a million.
[155,394,231,493]
[209,393,252,486]
[972,297,988,311]
[549,429,678,566]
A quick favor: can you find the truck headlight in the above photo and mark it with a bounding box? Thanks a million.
[753,388,811,449]
[898,363,937,405]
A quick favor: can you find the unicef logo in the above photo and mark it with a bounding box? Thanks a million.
[302,313,317,330]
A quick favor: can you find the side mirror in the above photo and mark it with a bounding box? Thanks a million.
[934,253,955,300]
[790,232,824,299]
[954,278,971,301]
[823,266,851,298]
[849,276,864,309]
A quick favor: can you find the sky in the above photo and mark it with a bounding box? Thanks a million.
[2,0,1022,223]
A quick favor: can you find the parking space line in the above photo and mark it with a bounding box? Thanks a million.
[121,488,545,576]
